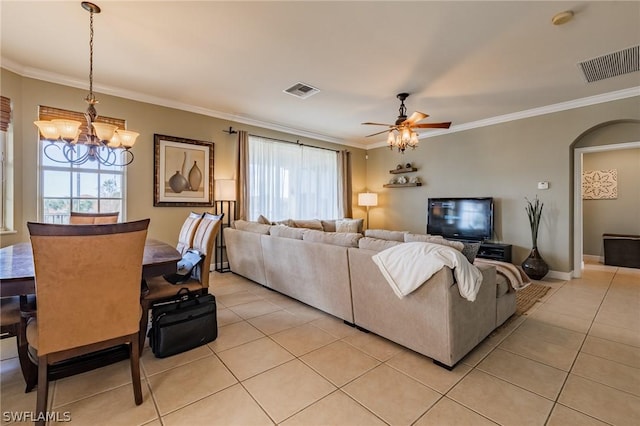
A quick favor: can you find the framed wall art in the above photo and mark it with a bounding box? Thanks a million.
[154,134,214,207]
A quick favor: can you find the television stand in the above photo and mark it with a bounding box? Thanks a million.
[477,242,512,263]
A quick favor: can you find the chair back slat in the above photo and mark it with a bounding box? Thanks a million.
[191,213,223,288]
[27,219,149,355]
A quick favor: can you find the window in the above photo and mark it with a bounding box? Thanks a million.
[38,106,126,224]
[0,95,12,232]
[248,135,339,221]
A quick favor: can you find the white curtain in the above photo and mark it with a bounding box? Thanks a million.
[248,135,339,221]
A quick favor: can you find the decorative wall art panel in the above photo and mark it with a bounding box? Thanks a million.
[582,169,617,200]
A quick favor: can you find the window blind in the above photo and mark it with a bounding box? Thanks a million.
[38,105,125,142]
[0,96,10,132]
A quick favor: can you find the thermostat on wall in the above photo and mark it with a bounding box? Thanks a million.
[537,181,549,190]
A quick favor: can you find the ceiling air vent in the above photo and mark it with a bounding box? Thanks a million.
[578,45,639,83]
[283,82,320,99]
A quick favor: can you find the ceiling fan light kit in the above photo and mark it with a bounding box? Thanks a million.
[363,93,451,154]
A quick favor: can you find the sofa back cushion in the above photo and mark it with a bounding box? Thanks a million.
[303,230,362,247]
[233,220,272,234]
[404,233,465,251]
[358,237,402,251]
[336,218,364,234]
[270,225,306,239]
[364,229,407,242]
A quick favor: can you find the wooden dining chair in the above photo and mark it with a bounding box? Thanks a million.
[139,213,222,351]
[25,219,150,425]
[176,212,204,255]
[69,211,119,224]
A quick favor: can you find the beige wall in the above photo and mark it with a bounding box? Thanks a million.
[367,97,640,273]
[0,69,366,247]
[582,148,640,256]
[3,67,639,273]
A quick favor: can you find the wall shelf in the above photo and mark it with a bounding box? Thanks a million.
[390,167,418,174]
[383,183,422,188]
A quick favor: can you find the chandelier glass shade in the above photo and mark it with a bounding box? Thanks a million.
[387,126,419,153]
[34,2,138,167]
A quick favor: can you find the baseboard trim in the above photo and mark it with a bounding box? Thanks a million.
[583,254,604,263]
[546,270,573,281]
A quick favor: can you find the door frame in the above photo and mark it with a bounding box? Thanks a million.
[573,141,640,277]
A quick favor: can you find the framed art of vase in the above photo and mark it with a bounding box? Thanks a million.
[154,134,214,207]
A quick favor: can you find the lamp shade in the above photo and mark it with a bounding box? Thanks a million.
[215,179,236,201]
[358,192,378,207]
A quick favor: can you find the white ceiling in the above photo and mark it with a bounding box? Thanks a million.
[2,1,639,148]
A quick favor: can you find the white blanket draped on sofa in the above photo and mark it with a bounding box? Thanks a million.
[372,242,483,301]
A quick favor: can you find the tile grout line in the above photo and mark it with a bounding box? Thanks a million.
[542,266,617,425]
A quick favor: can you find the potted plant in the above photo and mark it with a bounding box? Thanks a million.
[521,196,549,280]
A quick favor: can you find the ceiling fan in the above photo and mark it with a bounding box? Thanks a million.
[362,93,451,153]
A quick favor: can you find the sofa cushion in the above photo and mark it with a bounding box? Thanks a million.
[303,230,362,247]
[270,225,306,239]
[336,218,364,234]
[321,220,336,232]
[364,229,407,242]
[292,219,324,231]
[233,220,272,235]
[404,233,465,251]
[358,237,402,252]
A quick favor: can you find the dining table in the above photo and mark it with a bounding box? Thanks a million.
[0,238,181,296]
[0,238,181,387]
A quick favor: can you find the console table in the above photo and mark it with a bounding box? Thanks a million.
[477,242,512,263]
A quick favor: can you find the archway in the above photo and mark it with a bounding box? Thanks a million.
[571,119,640,277]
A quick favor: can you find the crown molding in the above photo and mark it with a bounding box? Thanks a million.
[3,58,635,152]
[1,58,368,150]
[368,86,640,150]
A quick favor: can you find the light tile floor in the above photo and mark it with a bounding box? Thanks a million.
[1,261,638,425]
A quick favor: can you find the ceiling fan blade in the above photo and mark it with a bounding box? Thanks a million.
[362,122,395,126]
[403,111,429,125]
[365,128,395,137]
[413,122,452,129]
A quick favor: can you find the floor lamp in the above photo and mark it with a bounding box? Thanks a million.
[214,179,236,273]
[358,192,378,230]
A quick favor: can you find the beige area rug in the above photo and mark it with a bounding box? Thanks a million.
[516,282,551,316]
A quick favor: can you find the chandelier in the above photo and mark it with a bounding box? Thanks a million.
[387,126,419,153]
[34,2,138,166]
[387,94,419,153]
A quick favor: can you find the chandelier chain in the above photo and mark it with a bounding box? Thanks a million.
[88,10,94,101]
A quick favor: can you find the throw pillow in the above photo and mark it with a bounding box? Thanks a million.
[458,241,482,264]
[336,218,362,234]
[321,220,337,232]
[292,219,324,231]
[257,214,271,225]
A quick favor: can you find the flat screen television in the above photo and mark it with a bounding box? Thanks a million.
[427,197,494,241]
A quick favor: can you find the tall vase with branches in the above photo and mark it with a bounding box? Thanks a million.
[521,196,549,280]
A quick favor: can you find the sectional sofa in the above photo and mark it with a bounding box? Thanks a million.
[224,220,516,368]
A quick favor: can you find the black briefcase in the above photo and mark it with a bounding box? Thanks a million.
[148,288,218,358]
